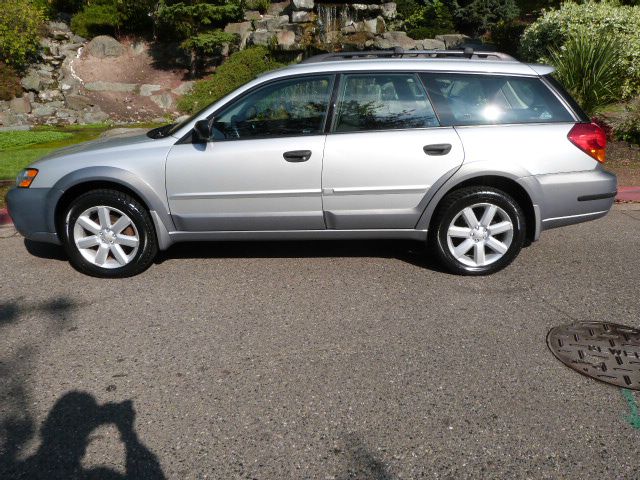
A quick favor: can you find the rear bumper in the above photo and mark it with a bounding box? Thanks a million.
[527,168,617,231]
[6,187,61,245]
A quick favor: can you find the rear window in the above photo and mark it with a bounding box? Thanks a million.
[420,73,575,126]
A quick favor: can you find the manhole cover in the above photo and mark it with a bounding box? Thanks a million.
[547,322,640,390]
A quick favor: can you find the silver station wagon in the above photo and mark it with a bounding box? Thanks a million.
[7,49,617,277]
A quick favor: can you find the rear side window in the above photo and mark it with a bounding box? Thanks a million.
[334,73,439,132]
[420,73,575,126]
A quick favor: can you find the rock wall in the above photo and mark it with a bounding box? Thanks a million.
[225,1,465,53]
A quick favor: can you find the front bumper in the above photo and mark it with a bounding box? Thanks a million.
[6,187,61,244]
[528,168,617,231]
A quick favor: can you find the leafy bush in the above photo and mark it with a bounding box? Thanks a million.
[489,19,527,57]
[608,98,640,144]
[0,62,22,101]
[156,0,243,76]
[0,0,45,70]
[520,1,640,97]
[246,0,272,14]
[70,1,119,38]
[70,0,156,38]
[405,0,456,38]
[51,0,85,14]
[548,30,624,115]
[453,0,519,37]
[178,46,285,113]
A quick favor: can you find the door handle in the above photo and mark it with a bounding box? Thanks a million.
[283,150,312,162]
[423,143,452,156]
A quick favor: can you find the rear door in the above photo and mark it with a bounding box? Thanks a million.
[321,72,464,230]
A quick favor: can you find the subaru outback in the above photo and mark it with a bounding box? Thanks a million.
[7,49,617,277]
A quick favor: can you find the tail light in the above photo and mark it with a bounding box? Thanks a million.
[567,122,607,163]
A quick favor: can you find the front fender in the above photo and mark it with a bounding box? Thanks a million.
[47,166,175,246]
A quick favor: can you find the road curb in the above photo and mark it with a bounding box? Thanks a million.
[617,186,640,203]
[0,187,638,229]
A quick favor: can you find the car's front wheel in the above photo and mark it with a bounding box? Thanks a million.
[429,186,526,275]
[62,189,158,277]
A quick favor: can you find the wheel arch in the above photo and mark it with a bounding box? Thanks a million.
[418,174,540,244]
[48,167,174,248]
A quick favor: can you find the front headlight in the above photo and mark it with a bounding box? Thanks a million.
[16,169,39,188]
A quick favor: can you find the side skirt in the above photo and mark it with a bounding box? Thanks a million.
[166,228,429,245]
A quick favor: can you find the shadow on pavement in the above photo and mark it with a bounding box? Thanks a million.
[0,298,165,480]
[24,239,67,261]
[156,239,447,272]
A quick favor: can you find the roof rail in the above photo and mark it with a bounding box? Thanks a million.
[300,47,516,64]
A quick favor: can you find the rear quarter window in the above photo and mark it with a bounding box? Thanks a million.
[420,73,575,126]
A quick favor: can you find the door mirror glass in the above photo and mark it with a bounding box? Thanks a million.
[193,119,212,142]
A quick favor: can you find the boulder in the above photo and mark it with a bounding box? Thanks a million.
[33,105,55,117]
[172,81,195,96]
[83,109,110,123]
[244,10,262,21]
[65,94,94,110]
[416,38,446,50]
[224,21,253,36]
[267,1,290,16]
[374,31,417,50]
[140,84,162,97]
[380,3,397,19]
[363,17,385,34]
[21,70,43,92]
[37,90,64,102]
[250,30,277,46]
[293,0,314,10]
[276,30,297,49]
[99,127,148,139]
[84,81,137,92]
[150,93,174,110]
[9,96,31,115]
[254,15,289,31]
[291,11,314,23]
[86,35,125,58]
[435,34,471,49]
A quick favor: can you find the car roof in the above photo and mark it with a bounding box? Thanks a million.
[264,58,554,79]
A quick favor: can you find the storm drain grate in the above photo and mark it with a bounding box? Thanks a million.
[547,322,640,390]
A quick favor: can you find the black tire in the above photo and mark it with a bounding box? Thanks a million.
[428,186,526,275]
[62,189,158,278]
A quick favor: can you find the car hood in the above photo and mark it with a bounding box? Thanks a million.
[33,133,157,164]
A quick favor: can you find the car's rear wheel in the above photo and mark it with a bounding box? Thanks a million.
[62,189,158,277]
[429,186,525,275]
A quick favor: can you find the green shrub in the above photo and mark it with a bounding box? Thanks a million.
[608,98,640,144]
[70,0,156,38]
[51,0,85,14]
[0,62,22,101]
[0,0,45,70]
[178,46,285,113]
[70,1,119,38]
[246,0,271,14]
[405,0,456,38]
[489,19,527,57]
[520,1,640,97]
[548,30,624,115]
[453,0,519,37]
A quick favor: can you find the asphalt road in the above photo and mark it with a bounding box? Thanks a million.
[1,205,640,479]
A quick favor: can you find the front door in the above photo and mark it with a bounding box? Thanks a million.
[166,74,334,231]
[322,73,464,229]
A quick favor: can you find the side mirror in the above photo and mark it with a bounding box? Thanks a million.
[193,118,213,143]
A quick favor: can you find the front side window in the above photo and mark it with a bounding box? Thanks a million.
[421,73,574,126]
[212,75,333,140]
[334,73,439,132]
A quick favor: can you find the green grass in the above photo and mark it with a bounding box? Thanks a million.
[0,123,164,181]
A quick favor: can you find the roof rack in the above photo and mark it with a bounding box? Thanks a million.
[300,47,516,64]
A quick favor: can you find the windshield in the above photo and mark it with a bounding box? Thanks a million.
[146,104,212,139]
